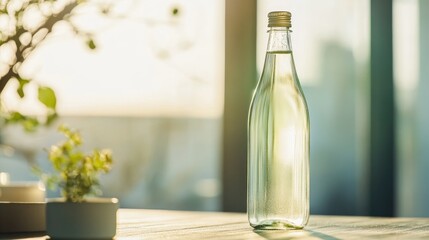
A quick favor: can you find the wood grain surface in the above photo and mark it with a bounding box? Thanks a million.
[1,209,429,239]
[117,209,429,239]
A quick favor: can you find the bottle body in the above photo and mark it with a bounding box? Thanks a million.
[247,28,310,229]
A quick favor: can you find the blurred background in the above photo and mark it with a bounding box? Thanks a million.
[0,0,428,217]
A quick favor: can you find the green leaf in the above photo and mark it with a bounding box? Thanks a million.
[4,112,40,132]
[17,88,24,98]
[172,7,179,16]
[87,39,96,50]
[46,112,58,125]
[17,78,30,98]
[7,112,25,123]
[23,117,39,132]
[38,86,57,109]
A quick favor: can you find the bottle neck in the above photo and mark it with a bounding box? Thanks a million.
[266,27,292,52]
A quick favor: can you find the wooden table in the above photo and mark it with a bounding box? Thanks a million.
[2,209,429,239]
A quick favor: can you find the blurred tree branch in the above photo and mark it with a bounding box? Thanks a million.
[0,1,183,131]
[0,2,79,92]
[0,0,92,131]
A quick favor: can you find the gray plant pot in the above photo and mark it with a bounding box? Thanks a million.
[46,198,119,239]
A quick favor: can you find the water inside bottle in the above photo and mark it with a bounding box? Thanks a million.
[248,50,310,229]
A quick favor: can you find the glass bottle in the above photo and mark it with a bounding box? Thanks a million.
[247,11,310,230]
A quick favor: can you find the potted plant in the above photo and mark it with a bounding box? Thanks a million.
[42,124,118,239]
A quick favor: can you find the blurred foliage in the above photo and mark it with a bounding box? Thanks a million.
[0,0,98,132]
[0,0,181,132]
[37,124,113,202]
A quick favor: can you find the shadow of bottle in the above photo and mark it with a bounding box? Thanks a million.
[254,229,340,240]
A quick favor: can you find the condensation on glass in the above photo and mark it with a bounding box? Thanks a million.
[247,11,310,229]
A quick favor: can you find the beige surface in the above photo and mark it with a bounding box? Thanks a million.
[117,209,429,239]
[0,183,45,202]
[1,209,429,239]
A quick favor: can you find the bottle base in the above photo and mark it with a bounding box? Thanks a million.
[251,220,304,230]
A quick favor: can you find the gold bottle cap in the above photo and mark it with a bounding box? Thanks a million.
[268,11,292,28]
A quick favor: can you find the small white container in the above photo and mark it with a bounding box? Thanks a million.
[0,182,45,202]
[46,198,119,239]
